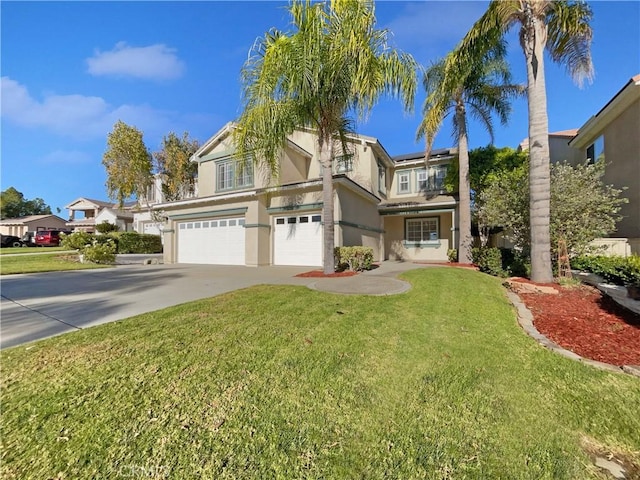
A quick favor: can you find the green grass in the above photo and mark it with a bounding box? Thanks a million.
[1,268,638,479]
[0,251,110,274]
[0,246,71,255]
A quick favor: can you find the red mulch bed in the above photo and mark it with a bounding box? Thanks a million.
[295,270,358,278]
[518,285,640,366]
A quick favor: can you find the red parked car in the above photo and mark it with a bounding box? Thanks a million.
[34,230,68,247]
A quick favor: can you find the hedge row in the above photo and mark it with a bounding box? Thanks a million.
[571,255,640,286]
[61,232,162,254]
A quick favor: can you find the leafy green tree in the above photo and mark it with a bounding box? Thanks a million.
[443,146,528,195]
[417,44,523,264]
[475,159,626,260]
[102,120,153,207]
[0,187,52,218]
[153,132,200,202]
[234,0,417,274]
[458,0,594,281]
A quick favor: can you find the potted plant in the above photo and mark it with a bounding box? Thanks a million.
[624,256,640,300]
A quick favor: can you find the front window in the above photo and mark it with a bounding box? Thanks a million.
[406,217,439,242]
[216,159,254,191]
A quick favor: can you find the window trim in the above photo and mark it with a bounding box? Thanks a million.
[397,171,411,194]
[377,160,387,196]
[215,158,254,192]
[404,216,440,246]
[335,154,354,173]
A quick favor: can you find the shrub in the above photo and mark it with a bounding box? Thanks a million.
[447,249,458,263]
[116,232,163,254]
[499,248,530,278]
[571,254,640,286]
[82,239,116,264]
[334,246,374,272]
[61,231,95,251]
[471,246,505,277]
[95,221,119,234]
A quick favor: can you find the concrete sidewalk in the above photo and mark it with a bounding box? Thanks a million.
[308,261,427,295]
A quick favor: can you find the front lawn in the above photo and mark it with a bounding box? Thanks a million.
[1,268,638,479]
[0,251,110,275]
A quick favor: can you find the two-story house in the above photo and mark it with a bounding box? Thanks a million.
[65,197,136,233]
[154,122,458,266]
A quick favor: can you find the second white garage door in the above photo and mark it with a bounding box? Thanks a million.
[177,217,245,265]
[273,214,322,266]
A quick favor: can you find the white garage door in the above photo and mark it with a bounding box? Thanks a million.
[177,217,245,265]
[273,214,322,266]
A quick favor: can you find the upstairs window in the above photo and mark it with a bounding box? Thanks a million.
[216,159,254,191]
[378,162,386,195]
[416,165,447,193]
[586,135,605,164]
[335,154,353,173]
[397,171,411,194]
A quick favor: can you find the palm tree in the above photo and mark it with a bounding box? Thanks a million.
[234,0,417,274]
[455,0,593,282]
[417,44,524,264]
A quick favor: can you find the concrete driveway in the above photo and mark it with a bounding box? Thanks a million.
[0,264,315,349]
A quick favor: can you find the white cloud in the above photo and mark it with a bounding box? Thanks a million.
[86,42,185,80]
[1,76,172,139]
[385,1,488,60]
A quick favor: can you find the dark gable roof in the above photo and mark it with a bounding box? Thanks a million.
[392,148,454,164]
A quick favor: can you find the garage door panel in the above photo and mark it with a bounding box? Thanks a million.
[177,217,245,265]
[274,214,322,266]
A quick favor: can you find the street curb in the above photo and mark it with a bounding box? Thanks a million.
[506,290,640,379]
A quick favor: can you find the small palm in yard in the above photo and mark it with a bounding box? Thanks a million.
[417,42,524,264]
[2,268,638,479]
[234,0,417,274]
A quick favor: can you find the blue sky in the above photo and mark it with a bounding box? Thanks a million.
[2,1,639,214]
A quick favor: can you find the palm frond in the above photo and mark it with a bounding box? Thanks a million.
[546,0,594,87]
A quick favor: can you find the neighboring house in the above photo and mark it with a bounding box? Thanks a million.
[517,75,640,255]
[154,122,457,266]
[94,207,134,232]
[0,214,68,237]
[519,129,583,166]
[65,197,136,233]
[568,74,640,254]
[133,174,198,235]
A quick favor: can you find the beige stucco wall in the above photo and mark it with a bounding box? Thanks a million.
[549,136,584,166]
[602,98,640,239]
[383,213,452,262]
[335,185,383,261]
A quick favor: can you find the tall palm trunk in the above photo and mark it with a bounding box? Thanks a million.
[320,137,335,274]
[455,100,473,264]
[524,9,553,283]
